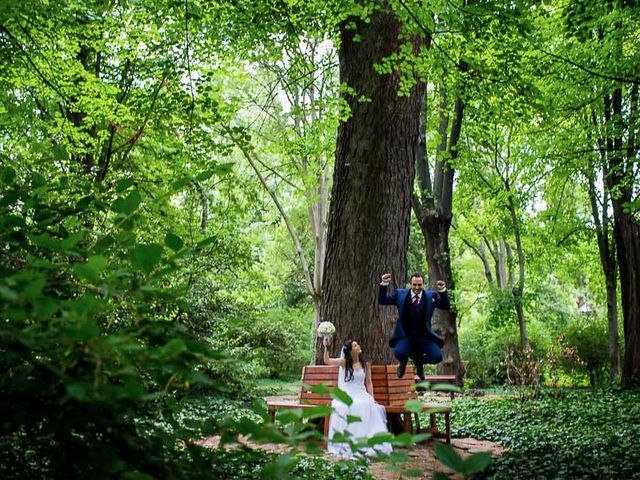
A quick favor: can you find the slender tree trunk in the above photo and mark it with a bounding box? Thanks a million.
[309,170,329,326]
[419,217,465,384]
[506,242,515,286]
[507,189,528,347]
[478,240,494,286]
[586,149,620,381]
[318,10,425,364]
[459,236,494,286]
[605,277,620,380]
[497,239,508,289]
[413,86,466,385]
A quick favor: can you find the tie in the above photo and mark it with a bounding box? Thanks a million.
[412,294,420,307]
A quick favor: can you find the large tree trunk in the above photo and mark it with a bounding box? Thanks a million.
[604,87,640,388]
[318,10,425,364]
[616,211,640,388]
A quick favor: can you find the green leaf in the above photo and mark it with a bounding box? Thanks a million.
[74,255,108,283]
[33,172,49,188]
[330,386,353,406]
[425,406,451,414]
[130,243,163,273]
[307,383,331,394]
[432,472,449,480]
[461,452,492,476]
[275,409,303,424]
[65,320,100,341]
[29,233,59,250]
[67,383,87,401]
[404,398,425,413]
[259,452,297,479]
[252,398,269,421]
[164,232,184,251]
[434,441,465,472]
[302,405,333,419]
[1,166,16,184]
[112,189,141,214]
[196,170,215,181]
[60,231,85,249]
[20,273,46,299]
[52,145,67,160]
[171,177,191,191]
[0,285,18,302]
[213,162,234,175]
[367,432,394,446]
[391,432,414,447]
[75,195,93,210]
[187,371,215,386]
[346,414,362,423]
[123,379,145,398]
[161,339,187,357]
[431,383,463,393]
[411,432,432,443]
[34,297,57,319]
[116,178,135,193]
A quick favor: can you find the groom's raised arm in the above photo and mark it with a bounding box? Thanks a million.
[378,273,396,305]
[431,280,450,310]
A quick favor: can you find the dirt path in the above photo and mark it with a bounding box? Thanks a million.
[195,434,503,479]
[368,438,504,480]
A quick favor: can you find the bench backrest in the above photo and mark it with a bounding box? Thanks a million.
[383,365,417,406]
[300,365,339,405]
[299,364,417,407]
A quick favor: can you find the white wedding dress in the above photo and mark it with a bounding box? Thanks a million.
[327,367,393,458]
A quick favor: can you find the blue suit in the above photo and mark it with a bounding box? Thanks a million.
[378,284,450,366]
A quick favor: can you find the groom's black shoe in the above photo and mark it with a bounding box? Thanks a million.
[397,361,407,378]
[415,363,426,381]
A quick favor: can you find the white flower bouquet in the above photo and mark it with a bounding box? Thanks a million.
[317,321,336,344]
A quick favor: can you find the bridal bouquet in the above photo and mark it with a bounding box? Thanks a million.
[317,321,336,344]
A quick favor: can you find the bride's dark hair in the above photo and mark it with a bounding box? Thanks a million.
[342,339,366,382]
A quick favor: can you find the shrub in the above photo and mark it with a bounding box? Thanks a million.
[0,167,248,477]
[208,307,313,379]
[460,320,551,388]
[561,316,609,386]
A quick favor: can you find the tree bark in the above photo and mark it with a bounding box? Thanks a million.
[604,86,640,388]
[318,9,425,364]
[616,211,640,388]
[459,235,494,286]
[506,186,528,348]
[418,215,465,384]
[586,135,620,381]
[412,83,466,385]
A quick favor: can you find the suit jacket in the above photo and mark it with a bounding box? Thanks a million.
[378,284,450,348]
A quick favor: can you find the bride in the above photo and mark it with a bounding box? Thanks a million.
[323,338,393,458]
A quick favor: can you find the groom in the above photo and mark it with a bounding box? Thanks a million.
[378,272,449,379]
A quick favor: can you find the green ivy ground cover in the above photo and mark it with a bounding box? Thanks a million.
[168,394,373,480]
[451,388,640,479]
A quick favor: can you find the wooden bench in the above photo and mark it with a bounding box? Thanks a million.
[415,374,458,399]
[267,364,451,444]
